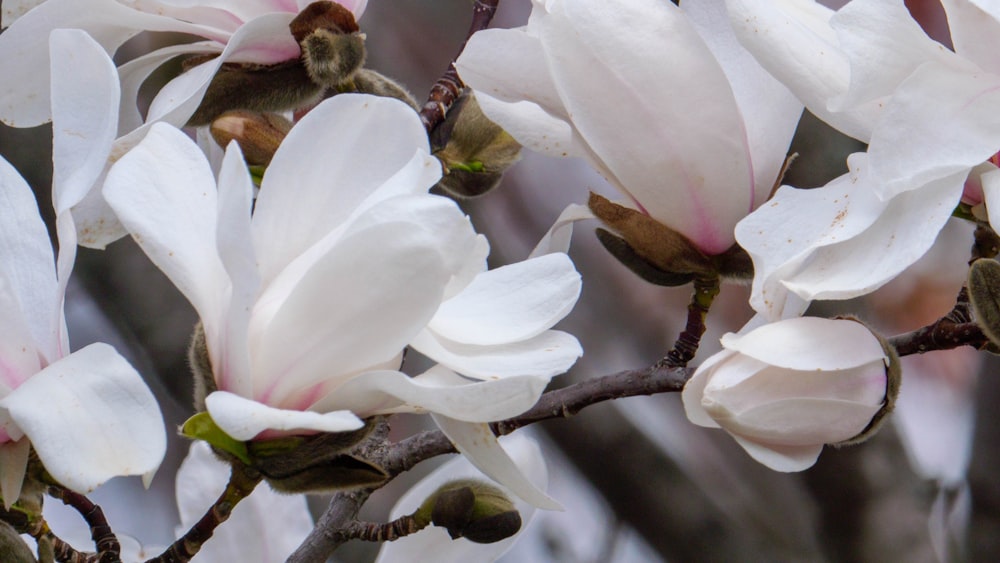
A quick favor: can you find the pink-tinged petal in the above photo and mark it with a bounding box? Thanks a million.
[175,441,313,563]
[252,95,432,285]
[868,62,1000,199]
[251,220,452,407]
[144,12,299,126]
[117,42,221,134]
[941,0,1000,76]
[103,123,228,333]
[529,203,594,257]
[729,435,822,472]
[720,317,885,371]
[726,0,879,141]
[429,253,581,346]
[214,143,260,398]
[0,343,166,494]
[409,329,582,382]
[205,391,362,440]
[781,171,964,301]
[681,349,739,429]
[541,0,751,254]
[0,279,40,394]
[684,0,803,208]
[314,366,548,421]
[982,167,1000,234]
[432,415,561,510]
[0,0,225,127]
[829,0,964,112]
[0,156,59,364]
[128,0,292,31]
[376,433,548,563]
[0,439,29,509]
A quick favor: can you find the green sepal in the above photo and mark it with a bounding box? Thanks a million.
[181,412,251,465]
[248,165,266,186]
[449,161,486,173]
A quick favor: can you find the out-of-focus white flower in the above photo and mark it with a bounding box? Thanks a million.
[375,433,548,563]
[104,93,578,507]
[456,0,801,256]
[682,317,894,472]
[0,0,366,130]
[728,0,994,318]
[0,29,165,503]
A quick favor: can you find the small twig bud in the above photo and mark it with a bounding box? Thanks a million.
[209,110,292,166]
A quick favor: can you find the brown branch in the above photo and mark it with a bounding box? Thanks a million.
[285,489,371,563]
[48,486,120,562]
[419,0,500,132]
[658,277,720,368]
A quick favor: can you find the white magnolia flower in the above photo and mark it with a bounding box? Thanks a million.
[104,93,579,507]
[456,0,801,256]
[0,31,165,503]
[0,0,366,129]
[682,316,893,472]
[728,0,987,318]
[376,433,548,563]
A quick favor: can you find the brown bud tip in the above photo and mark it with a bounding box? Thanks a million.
[301,29,366,87]
[210,110,292,166]
[290,1,359,43]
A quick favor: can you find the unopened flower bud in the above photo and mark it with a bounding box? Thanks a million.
[292,1,366,87]
[683,316,901,472]
[210,110,292,166]
[0,521,35,563]
[431,91,522,198]
[970,258,1000,351]
[418,479,522,544]
[350,69,419,109]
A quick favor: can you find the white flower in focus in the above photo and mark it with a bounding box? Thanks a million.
[0,0,367,129]
[0,30,166,503]
[729,0,996,318]
[456,0,802,256]
[104,93,579,507]
[375,433,548,563]
[682,317,894,472]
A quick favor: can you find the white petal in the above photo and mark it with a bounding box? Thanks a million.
[1,0,43,27]
[0,0,223,127]
[730,434,823,472]
[252,95,432,285]
[719,397,882,446]
[0,343,166,493]
[104,122,227,335]
[681,349,737,429]
[529,203,594,257]
[433,415,561,510]
[983,167,1000,234]
[50,29,119,215]
[0,439,29,508]
[868,62,1000,198]
[726,0,878,141]
[429,253,581,346]
[205,391,363,441]
[376,433,548,563]
[175,441,313,562]
[313,366,548,422]
[941,0,1000,76]
[541,0,752,254]
[473,94,589,159]
[720,317,884,371]
[0,156,60,363]
[410,329,582,382]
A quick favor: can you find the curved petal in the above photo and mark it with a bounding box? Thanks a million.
[681,349,738,429]
[376,433,548,563]
[541,0,751,254]
[0,156,59,364]
[726,0,879,141]
[730,434,823,472]
[472,94,589,159]
[205,391,363,441]
[428,253,581,346]
[0,439,29,508]
[0,343,166,494]
[0,0,224,127]
[175,441,313,563]
[312,366,548,422]
[410,329,582,381]
[252,94,432,285]
[982,167,1000,234]
[103,123,228,330]
[941,0,1000,76]
[0,278,41,394]
[718,397,882,446]
[251,220,453,407]
[1,0,43,28]
[529,203,594,257]
[432,415,561,510]
[867,62,1000,199]
[720,317,885,371]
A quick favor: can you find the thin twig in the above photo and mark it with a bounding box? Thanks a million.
[658,276,720,368]
[419,0,500,131]
[285,489,371,563]
[48,485,120,562]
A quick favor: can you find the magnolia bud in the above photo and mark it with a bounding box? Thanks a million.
[431,91,522,198]
[970,258,1000,351]
[188,322,214,412]
[418,479,521,544]
[186,61,321,126]
[683,316,901,471]
[292,1,365,87]
[210,110,292,166]
[0,521,35,563]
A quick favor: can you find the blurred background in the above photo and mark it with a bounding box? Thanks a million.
[1,0,996,561]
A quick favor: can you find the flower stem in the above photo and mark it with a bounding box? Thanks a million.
[658,276,720,368]
[47,485,119,562]
[145,462,261,563]
[344,513,429,542]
